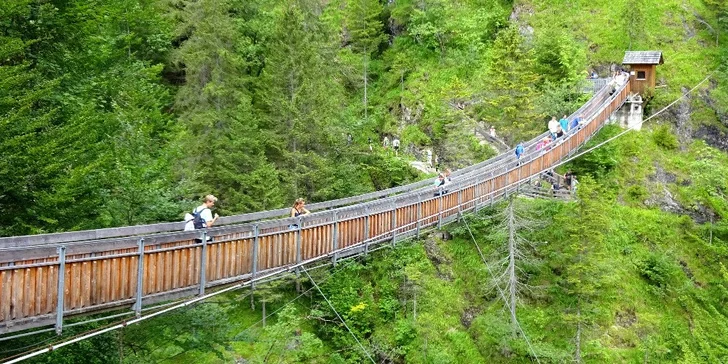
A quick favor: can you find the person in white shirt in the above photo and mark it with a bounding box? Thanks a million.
[392,137,400,156]
[185,194,220,231]
[548,116,560,139]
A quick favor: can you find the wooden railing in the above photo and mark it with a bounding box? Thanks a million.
[0,82,631,335]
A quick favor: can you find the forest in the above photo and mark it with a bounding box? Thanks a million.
[2,0,728,362]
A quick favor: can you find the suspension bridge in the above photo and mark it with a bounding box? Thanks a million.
[0,80,632,342]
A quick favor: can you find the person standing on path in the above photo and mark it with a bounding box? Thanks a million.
[392,137,400,156]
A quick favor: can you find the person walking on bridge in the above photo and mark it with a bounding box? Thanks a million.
[185,194,219,232]
[289,198,311,229]
[569,114,583,132]
[559,115,569,136]
[548,116,560,140]
[291,198,311,218]
[515,142,525,165]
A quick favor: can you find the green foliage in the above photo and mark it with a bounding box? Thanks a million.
[636,252,678,295]
[564,125,621,179]
[533,28,587,85]
[477,25,543,144]
[653,124,679,150]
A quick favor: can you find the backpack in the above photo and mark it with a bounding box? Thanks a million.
[191,207,209,229]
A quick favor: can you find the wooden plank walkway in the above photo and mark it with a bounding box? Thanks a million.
[0,81,631,335]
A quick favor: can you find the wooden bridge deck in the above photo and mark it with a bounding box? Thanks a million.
[0,81,631,335]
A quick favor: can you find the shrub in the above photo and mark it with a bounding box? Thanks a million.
[652,125,679,150]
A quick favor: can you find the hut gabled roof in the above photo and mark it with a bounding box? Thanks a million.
[622,51,664,65]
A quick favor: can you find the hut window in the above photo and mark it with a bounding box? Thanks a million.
[637,71,646,80]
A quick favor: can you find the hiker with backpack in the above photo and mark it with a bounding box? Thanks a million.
[184,195,220,231]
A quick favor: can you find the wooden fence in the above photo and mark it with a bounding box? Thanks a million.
[0,82,631,335]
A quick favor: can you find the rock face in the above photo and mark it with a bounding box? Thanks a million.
[694,124,728,152]
[509,4,535,39]
[673,87,693,147]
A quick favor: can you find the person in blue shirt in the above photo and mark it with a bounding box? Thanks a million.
[559,115,569,135]
[515,142,525,166]
[569,114,583,131]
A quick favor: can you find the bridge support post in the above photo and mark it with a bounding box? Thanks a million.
[295,218,302,293]
[199,231,208,296]
[490,179,495,205]
[437,195,443,229]
[391,201,397,247]
[457,188,462,222]
[252,225,259,282]
[505,174,509,198]
[55,245,67,335]
[364,207,370,256]
[474,176,481,213]
[332,211,338,266]
[416,195,422,239]
[133,238,145,317]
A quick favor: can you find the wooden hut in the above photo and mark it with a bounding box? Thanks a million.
[622,51,664,95]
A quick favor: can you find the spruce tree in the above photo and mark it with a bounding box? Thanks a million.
[344,0,386,121]
[256,0,347,201]
[478,25,542,144]
[173,0,282,213]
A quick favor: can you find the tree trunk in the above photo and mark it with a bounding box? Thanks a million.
[363,48,368,121]
[575,304,582,364]
[413,290,417,322]
[507,200,518,336]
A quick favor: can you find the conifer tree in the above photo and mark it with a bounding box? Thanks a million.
[173,0,282,213]
[256,0,347,200]
[486,197,543,337]
[478,26,542,144]
[345,0,386,121]
[0,1,59,235]
[556,179,613,363]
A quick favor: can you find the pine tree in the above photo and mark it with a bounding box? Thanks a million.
[172,0,282,213]
[256,0,347,200]
[556,178,614,363]
[478,26,542,144]
[487,197,544,337]
[0,1,59,235]
[344,0,386,121]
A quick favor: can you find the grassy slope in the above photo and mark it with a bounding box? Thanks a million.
[525,0,722,125]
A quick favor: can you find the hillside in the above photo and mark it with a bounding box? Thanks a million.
[1,0,727,363]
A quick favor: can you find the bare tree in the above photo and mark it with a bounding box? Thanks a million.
[488,196,545,336]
